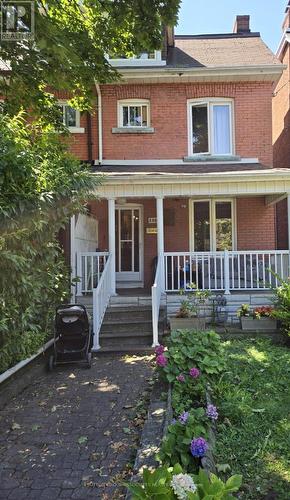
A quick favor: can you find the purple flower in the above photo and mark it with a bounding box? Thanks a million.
[156,354,168,367]
[189,367,200,379]
[155,345,165,356]
[206,404,218,421]
[171,418,177,425]
[176,374,185,383]
[178,411,189,425]
[190,437,208,457]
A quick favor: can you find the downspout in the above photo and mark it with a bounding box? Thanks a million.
[86,111,93,163]
[94,81,103,164]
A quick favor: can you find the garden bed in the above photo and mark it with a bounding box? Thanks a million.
[214,338,290,500]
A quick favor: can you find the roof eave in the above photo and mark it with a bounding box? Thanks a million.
[118,64,285,81]
[93,168,290,185]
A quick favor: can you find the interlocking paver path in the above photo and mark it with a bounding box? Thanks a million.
[0,354,154,499]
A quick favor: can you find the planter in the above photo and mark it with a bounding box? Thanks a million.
[240,317,277,332]
[169,316,206,331]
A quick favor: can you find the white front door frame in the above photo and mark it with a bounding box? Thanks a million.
[115,203,144,285]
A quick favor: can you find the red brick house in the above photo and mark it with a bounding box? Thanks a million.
[65,15,290,349]
[273,1,290,249]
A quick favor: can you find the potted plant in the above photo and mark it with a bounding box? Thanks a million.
[169,284,211,331]
[237,304,277,331]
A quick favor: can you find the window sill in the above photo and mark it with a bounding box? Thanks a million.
[68,127,85,134]
[112,127,155,134]
[184,155,240,162]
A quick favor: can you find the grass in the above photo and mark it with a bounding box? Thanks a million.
[213,338,290,499]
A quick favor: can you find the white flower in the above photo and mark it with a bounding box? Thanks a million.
[171,473,197,499]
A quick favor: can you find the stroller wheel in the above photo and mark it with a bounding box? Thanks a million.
[48,354,54,372]
[86,352,92,369]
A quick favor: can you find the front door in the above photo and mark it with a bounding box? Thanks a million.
[115,205,143,284]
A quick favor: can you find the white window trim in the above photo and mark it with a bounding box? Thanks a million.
[58,100,84,133]
[187,98,235,157]
[189,198,237,252]
[117,99,150,128]
[109,50,166,67]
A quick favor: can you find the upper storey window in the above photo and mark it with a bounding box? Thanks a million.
[108,50,165,67]
[188,99,234,157]
[118,100,150,128]
[58,101,84,133]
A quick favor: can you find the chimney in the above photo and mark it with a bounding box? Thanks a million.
[233,15,250,34]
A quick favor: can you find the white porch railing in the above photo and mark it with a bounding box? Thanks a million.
[151,253,164,347]
[164,250,290,292]
[92,254,113,350]
[77,252,109,294]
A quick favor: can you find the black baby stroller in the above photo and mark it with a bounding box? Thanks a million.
[48,304,92,371]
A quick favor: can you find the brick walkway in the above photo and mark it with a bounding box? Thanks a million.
[0,354,154,499]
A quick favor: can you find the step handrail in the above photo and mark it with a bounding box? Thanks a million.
[151,253,164,347]
[92,253,112,350]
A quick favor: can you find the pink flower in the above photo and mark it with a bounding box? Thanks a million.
[189,367,200,378]
[176,374,185,383]
[156,354,168,367]
[155,345,165,356]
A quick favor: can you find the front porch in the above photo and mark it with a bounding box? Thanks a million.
[71,165,290,349]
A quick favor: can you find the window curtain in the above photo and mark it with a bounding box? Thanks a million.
[213,105,231,154]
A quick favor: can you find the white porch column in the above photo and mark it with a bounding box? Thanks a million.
[156,197,165,291]
[108,198,116,295]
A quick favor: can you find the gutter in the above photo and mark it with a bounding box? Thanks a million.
[118,64,285,78]
[94,81,103,164]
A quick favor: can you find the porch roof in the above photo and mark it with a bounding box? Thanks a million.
[92,164,290,199]
[94,162,272,176]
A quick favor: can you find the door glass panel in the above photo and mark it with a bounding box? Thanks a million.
[192,105,209,154]
[121,210,132,240]
[121,242,132,271]
[194,201,210,251]
[215,202,232,250]
[134,210,140,271]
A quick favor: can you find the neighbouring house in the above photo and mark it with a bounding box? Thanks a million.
[63,14,290,350]
[273,1,290,249]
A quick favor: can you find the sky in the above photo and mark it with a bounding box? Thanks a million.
[176,0,287,54]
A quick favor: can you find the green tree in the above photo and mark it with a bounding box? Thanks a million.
[0,113,98,372]
[0,0,181,118]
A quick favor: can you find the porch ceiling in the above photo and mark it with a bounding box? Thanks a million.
[92,165,290,199]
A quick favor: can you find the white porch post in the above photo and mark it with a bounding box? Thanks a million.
[108,198,116,295]
[156,197,165,291]
[224,249,231,295]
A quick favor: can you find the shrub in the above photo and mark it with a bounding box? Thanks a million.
[158,408,207,471]
[272,276,290,337]
[126,465,242,499]
[162,330,225,385]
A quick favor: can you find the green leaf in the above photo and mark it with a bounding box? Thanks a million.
[225,474,243,492]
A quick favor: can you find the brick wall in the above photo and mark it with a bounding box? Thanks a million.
[100,82,274,165]
[54,81,274,165]
[237,197,276,250]
[272,37,290,249]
